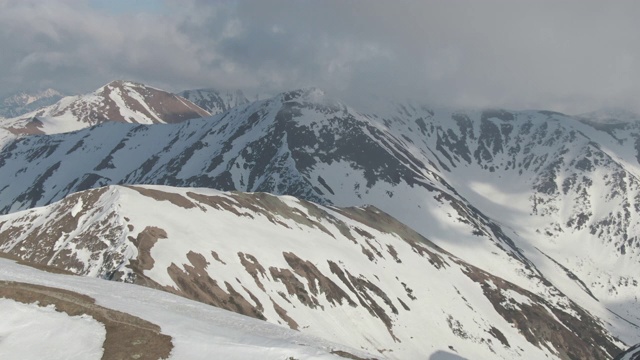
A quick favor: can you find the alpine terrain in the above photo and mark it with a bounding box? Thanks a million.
[1,81,209,135]
[0,83,639,359]
[0,88,64,119]
[180,88,250,115]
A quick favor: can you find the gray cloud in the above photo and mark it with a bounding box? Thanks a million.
[1,0,640,114]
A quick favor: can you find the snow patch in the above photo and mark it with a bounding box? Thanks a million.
[70,198,83,218]
[0,299,105,360]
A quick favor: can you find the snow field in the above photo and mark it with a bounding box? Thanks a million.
[0,298,105,360]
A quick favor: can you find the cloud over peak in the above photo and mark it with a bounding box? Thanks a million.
[1,0,639,114]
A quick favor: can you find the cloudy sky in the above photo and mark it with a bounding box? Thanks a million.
[1,0,639,114]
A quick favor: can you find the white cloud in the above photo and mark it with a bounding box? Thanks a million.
[1,0,640,114]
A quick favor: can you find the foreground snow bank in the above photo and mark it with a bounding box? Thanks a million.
[0,258,370,360]
[0,299,105,360]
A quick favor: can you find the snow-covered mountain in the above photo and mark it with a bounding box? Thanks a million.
[0,88,64,119]
[0,184,626,359]
[2,84,640,358]
[0,256,370,360]
[180,88,250,115]
[0,81,209,135]
[0,89,559,307]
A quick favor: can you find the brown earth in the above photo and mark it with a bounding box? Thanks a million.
[127,186,196,209]
[0,252,75,275]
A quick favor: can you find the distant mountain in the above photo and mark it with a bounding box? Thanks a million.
[1,80,209,135]
[1,83,640,358]
[0,88,63,118]
[0,184,625,359]
[179,88,249,115]
[578,108,640,124]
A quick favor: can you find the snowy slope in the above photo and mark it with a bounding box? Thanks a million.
[180,88,249,115]
[616,343,640,360]
[0,184,628,359]
[0,299,105,360]
[0,89,561,312]
[0,128,15,148]
[0,81,209,135]
[365,104,640,336]
[2,86,640,356]
[0,257,371,360]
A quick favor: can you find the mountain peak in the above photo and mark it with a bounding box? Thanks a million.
[100,80,168,94]
[103,79,141,88]
[1,81,209,135]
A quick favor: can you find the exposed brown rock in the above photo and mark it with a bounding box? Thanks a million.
[343,269,399,342]
[271,298,299,330]
[5,117,45,135]
[241,285,264,313]
[269,266,317,307]
[397,297,410,311]
[0,187,126,277]
[446,315,470,339]
[128,226,168,272]
[400,282,417,301]
[386,245,401,263]
[211,250,226,264]
[0,252,75,275]
[327,260,398,341]
[360,245,375,262]
[127,186,196,209]
[164,254,265,320]
[460,262,623,359]
[330,350,377,360]
[238,252,267,291]
[186,251,209,271]
[409,242,448,269]
[489,326,510,348]
[364,239,383,259]
[186,191,336,236]
[283,252,355,307]
[353,227,374,239]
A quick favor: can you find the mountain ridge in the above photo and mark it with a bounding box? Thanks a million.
[0,88,64,119]
[1,82,640,358]
[0,80,209,135]
[0,184,627,359]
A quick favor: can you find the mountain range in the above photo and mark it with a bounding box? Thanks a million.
[0,88,64,119]
[180,88,250,115]
[1,81,639,359]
